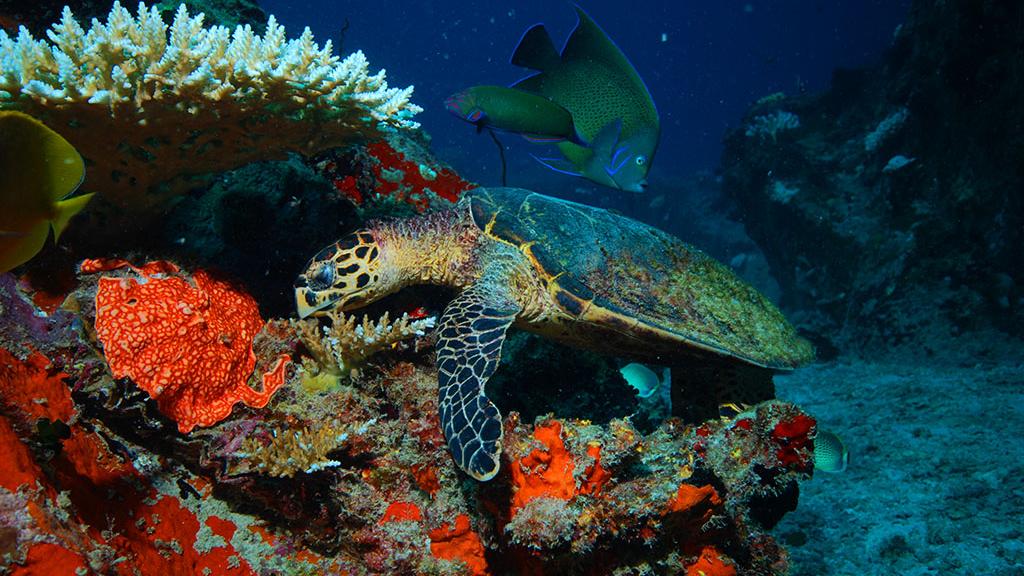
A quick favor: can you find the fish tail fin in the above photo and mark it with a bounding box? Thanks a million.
[50,192,94,242]
[511,24,560,71]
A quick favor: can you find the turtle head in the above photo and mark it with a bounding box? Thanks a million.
[295,229,397,318]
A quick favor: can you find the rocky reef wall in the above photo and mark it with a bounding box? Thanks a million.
[0,259,817,575]
[722,0,1023,359]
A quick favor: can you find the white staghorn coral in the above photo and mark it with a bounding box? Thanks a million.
[0,2,422,209]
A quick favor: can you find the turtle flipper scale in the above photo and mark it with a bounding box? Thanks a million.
[437,283,519,481]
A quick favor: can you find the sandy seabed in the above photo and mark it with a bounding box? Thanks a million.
[776,353,1024,575]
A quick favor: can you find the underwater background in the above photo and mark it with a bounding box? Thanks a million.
[1,0,1021,575]
[266,1,913,184]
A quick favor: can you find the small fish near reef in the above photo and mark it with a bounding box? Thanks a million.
[0,111,93,272]
[814,429,849,473]
[296,187,812,481]
[511,6,660,192]
[445,85,584,144]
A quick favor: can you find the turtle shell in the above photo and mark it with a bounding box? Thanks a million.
[466,187,813,369]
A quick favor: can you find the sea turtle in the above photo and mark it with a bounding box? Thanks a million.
[295,187,813,481]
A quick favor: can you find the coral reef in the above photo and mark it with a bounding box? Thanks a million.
[0,1,421,209]
[721,0,1024,358]
[295,308,437,378]
[312,134,477,217]
[0,0,267,39]
[0,260,817,574]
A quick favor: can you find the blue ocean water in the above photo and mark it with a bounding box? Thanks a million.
[262,0,911,185]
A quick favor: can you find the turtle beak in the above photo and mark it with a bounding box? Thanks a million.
[294,283,340,319]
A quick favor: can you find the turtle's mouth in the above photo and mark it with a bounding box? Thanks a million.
[295,285,341,319]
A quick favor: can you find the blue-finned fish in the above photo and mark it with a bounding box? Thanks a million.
[510,6,660,192]
[0,111,92,272]
[445,85,585,144]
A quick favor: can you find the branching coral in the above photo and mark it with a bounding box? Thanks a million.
[0,2,422,209]
[294,310,436,378]
[235,419,377,477]
[745,110,800,142]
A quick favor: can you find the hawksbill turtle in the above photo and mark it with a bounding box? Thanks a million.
[295,187,813,481]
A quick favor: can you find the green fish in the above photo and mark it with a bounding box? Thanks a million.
[814,429,849,474]
[511,6,660,192]
[0,111,92,273]
[445,85,584,144]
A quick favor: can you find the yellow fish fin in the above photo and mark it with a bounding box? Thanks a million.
[0,111,85,202]
[50,193,94,242]
[0,221,50,273]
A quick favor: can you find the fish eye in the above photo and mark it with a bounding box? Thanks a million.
[635,155,647,166]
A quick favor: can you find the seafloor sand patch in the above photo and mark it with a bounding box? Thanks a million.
[776,357,1024,575]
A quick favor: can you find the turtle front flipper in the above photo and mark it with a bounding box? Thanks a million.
[437,283,520,481]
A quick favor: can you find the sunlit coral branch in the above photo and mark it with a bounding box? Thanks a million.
[0,2,423,209]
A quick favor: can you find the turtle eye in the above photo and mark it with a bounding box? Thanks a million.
[635,155,647,167]
[309,263,334,289]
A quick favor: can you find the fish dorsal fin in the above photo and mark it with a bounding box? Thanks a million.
[562,7,629,69]
[511,24,560,71]
[561,7,657,122]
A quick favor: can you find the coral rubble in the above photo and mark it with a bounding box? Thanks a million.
[0,1,422,209]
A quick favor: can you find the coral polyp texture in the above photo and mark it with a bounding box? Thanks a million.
[0,1,422,209]
[0,263,816,574]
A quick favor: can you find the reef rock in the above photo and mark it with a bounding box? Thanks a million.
[721,0,1023,358]
[0,261,820,575]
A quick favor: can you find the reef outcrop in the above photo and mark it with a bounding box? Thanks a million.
[0,259,817,574]
[0,2,421,210]
[721,0,1024,358]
